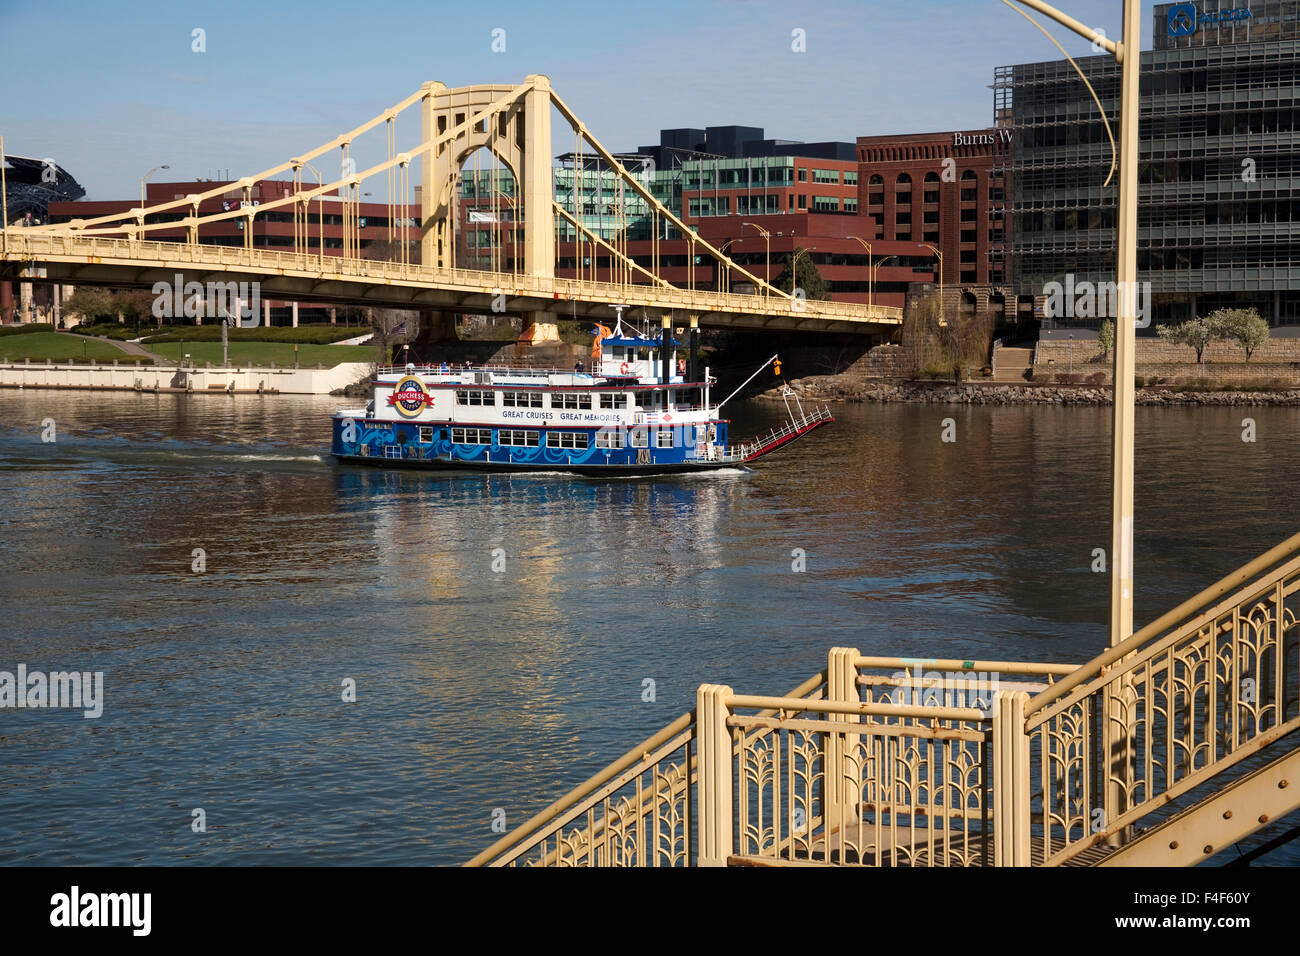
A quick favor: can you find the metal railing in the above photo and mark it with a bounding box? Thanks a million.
[465,671,828,867]
[732,406,833,462]
[1,232,903,328]
[463,535,1300,867]
[1016,529,1300,866]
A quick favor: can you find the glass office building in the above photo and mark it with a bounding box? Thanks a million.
[999,1,1300,328]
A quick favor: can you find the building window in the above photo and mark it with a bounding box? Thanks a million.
[798,194,807,209]
[552,392,593,410]
[546,431,589,449]
[498,429,539,447]
[502,390,543,408]
[812,196,840,212]
[450,427,492,444]
[797,168,807,181]
[656,428,675,448]
[455,389,493,406]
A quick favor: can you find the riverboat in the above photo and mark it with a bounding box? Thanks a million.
[330,316,832,475]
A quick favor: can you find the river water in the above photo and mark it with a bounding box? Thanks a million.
[1,391,1297,865]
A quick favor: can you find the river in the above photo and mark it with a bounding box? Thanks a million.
[0,391,1297,865]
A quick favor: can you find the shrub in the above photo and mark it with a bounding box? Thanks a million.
[70,322,144,340]
[0,323,55,337]
[142,325,363,345]
[1085,371,1106,386]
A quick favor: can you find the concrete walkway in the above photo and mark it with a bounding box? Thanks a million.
[90,335,169,363]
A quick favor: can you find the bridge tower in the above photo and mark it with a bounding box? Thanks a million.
[419,75,557,344]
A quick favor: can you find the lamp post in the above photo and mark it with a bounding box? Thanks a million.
[790,246,816,297]
[742,221,771,298]
[871,254,899,305]
[139,164,170,240]
[848,236,873,305]
[919,242,944,326]
[302,162,325,269]
[1005,0,1139,652]
[140,165,169,210]
[718,238,739,294]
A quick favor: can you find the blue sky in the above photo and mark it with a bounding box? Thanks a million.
[0,0,1153,201]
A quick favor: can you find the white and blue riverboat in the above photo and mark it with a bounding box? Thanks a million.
[330,316,832,475]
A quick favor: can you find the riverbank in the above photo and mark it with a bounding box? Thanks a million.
[0,359,372,395]
[759,379,1300,406]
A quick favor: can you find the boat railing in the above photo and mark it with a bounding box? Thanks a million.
[731,406,834,462]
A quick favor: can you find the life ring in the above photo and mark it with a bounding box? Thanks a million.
[619,362,630,375]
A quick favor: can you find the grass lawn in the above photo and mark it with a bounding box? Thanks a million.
[0,331,135,362]
[145,341,380,367]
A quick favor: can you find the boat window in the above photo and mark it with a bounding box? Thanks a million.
[599,393,619,409]
[656,428,675,448]
[629,427,649,448]
[553,392,593,410]
[419,426,434,443]
[498,429,539,447]
[450,427,491,445]
[502,390,543,408]
[595,429,620,449]
[546,431,589,449]
[455,389,494,406]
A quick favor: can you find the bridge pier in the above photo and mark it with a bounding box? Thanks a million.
[517,310,561,346]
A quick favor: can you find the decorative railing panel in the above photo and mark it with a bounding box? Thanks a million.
[1027,546,1300,865]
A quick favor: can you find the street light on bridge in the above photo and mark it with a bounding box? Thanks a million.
[302,161,325,269]
[717,238,739,294]
[741,221,770,299]
[139,165,170,234]
[847,236,874,306]
[919,242,944,326]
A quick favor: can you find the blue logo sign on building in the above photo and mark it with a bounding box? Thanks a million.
[1168,3,1198,36]
[1167,4,1253,37]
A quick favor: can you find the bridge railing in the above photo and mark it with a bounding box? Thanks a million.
[2,232,902,325]
[1018,530,1300,865]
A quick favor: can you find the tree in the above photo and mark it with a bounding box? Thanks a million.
[1097,319,1115,358]
[110,290,155,328]
[63,288,116,324]
[1157,317,1217,364]
[1209,307,1269,361]
[773,248,830,301]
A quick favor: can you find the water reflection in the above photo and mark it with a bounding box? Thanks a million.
[0,392,1296,864]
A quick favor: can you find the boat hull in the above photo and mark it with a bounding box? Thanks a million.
[333,453,747,476]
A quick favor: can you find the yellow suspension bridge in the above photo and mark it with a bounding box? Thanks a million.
[0,75,902,338]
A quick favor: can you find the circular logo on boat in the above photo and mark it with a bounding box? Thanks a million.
[390,375,430,418]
